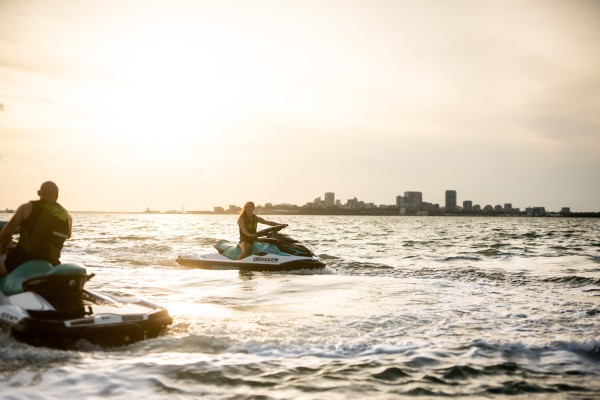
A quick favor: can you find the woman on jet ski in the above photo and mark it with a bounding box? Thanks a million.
[237,201,286,260]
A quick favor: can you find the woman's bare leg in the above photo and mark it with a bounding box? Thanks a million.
[237,241,251,260]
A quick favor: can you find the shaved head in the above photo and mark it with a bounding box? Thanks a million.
[39,181,59,201]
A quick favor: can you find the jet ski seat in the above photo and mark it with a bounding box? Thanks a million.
[0,260,87,296]
[215,240,242,259]
[214,239,290,260]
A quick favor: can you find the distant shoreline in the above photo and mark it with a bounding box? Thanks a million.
[4,209,597,218]
[33,210,600,218]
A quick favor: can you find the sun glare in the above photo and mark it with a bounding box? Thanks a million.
[96,36,244,154]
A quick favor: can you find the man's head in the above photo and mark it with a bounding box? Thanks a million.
[38,181,59,202]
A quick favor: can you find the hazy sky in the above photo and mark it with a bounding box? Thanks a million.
[1,0,599,212]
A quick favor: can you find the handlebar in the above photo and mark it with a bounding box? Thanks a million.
[256,224,288,237]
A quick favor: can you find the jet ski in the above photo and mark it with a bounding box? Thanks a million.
[0,259,173,348]
[176,225,326,271]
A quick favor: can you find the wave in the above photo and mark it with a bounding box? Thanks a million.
[328,260,600,290]
[329,260,395,276]
[0,332,79,370]
[543,275,600,286]
[144,336,600,397]
[472,338,600,361]
[444,256,482,261]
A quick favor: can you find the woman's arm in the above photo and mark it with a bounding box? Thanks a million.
[256,216,285,227]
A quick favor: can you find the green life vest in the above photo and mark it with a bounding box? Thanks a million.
[16,200,69,265]
[239,214,257,241]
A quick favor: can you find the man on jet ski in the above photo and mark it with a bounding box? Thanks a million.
[237,201,286,260]
[0,181,72,276]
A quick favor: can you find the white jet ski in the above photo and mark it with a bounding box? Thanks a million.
[176,225,326,271]
[0,259,173,348]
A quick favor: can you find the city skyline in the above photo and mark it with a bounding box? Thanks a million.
[308,190,575,214]
[199,189,587,215]
[1,185,592,214]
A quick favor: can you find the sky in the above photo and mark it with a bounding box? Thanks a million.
[1,0,599,212]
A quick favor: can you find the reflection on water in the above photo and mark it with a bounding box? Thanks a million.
[1,213,599,398]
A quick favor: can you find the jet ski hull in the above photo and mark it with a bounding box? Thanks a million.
[6,288,172,348]
[0,260,172,348]
[176,254,326,271]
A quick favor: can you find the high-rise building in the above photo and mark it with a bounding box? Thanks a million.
[445,190,457,210]
[397,191,422,215]
[396,195,405,208]
[463,200,473,211]
[324,192,335,208]
[404,191,422,207]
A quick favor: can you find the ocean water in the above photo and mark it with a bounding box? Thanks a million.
[1,213,599,399]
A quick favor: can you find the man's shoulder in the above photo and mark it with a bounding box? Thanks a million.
[18,202,33,213]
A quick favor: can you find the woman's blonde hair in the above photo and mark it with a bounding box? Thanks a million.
[239,201,255,218]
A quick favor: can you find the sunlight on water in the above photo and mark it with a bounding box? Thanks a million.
[1,213,599,399]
